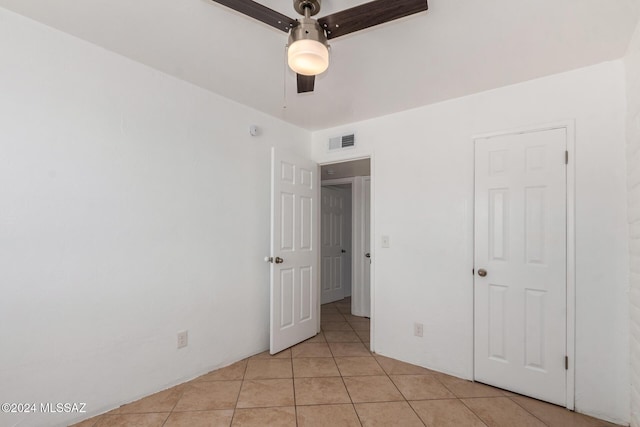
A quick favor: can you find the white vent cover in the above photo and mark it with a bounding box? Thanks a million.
[329,134,355,151]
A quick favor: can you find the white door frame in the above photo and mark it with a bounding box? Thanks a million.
[472,120,575,410]
[319,156,375,351]
[321,177,370,318]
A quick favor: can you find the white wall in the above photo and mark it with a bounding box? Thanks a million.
[625,16,640,427]
[312,62,630,424]
[0,8,310,427]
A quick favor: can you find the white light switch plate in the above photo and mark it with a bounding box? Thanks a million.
[381,235,390,248]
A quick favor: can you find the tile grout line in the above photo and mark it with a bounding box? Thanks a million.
[229,358,250,426]
[427,372,492,426]
[406,400,430,427]
[290,349,299,427]
[382,358,428,426]
[506,395,552,426]
[323,311,365,426]
[333,330,364,426]
[403,395,428,426]
[457,397,491,427]
[161,379,189,427]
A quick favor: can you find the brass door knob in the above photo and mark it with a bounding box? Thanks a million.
[478,269,487,277]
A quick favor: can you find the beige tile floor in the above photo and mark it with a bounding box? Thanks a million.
[71,298,620,427]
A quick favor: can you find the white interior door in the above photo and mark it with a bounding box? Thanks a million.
[474,128,567,405]
[321,186,345,304]
[362,178,371,318]
[269,148,318,354]
[351,176,371,318]
[339,186,352,298]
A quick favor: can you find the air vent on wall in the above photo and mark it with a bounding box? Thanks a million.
[329,134,355,151]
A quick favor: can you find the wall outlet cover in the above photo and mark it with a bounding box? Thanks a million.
[177,330,188,349]
[414,323,423,337]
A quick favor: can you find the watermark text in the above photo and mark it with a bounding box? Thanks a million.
[1,402,87,413]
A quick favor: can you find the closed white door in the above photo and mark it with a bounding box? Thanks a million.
[474,128,567,405]
[269,148,319,354]
[321,187,345,304]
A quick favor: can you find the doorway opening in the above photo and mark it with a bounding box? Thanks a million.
[320,158,371,343]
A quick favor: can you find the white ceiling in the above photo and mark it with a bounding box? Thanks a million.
[1,0,638,130]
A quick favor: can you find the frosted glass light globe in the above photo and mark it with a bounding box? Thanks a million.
[288,39,329,76]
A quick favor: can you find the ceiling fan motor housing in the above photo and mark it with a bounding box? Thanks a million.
[289,17,328,47]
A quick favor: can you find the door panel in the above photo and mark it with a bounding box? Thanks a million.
[488,284,507,361]
[474,128,566,405]
[279,268,295,328]
[270,148,318,354]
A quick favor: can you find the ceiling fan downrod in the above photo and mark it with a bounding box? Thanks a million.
[294,0,321,17]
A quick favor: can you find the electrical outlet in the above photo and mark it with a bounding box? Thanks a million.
[177,330,188,349]
[414,322,423,337]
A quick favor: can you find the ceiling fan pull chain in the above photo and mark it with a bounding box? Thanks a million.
[283,45,288,111]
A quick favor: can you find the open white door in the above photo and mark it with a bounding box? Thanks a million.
[351,176,371,318]
[269,148,319,354]
[362,177,371,318]
[474,128,567,405]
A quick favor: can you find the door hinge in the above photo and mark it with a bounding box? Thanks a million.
[565,356,568,370]
[565,151,569,165]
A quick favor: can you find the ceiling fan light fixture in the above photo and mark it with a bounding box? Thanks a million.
[287,17,329,76]
[288,39,329,76]
[209,0,428,93]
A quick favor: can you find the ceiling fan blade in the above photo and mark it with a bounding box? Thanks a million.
[297,74,315,93]
[318,0,427,40]
[209,0,297,33]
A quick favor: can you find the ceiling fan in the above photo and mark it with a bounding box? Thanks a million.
[209,0,428,93]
